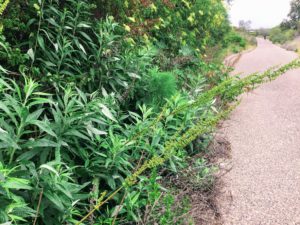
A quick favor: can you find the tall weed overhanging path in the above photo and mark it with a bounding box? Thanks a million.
[219,38,300,225]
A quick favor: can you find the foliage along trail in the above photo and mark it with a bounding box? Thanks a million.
[78,55,300,224]
[0,0,299,224]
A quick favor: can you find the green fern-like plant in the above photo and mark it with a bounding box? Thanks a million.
[145,70,177,106]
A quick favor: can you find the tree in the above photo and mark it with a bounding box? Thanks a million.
[289,0,300,22]
[285,0,300,29]
[257,28,269,37]
[280,19,293,30]
[238,20,252,31]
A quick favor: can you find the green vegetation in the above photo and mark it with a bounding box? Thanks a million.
[0,0,297,224]
[269,27,296,44]
[223,30,255,54]
[269,0,300,46]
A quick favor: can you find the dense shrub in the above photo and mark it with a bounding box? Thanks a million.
[223,32,246,48]
[0,0,251,224]
[269,27,296,44]
[144,70,177,106]
[0,74,209,224]
[96,0,230,50]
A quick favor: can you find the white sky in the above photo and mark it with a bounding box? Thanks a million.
[229,0,292,29]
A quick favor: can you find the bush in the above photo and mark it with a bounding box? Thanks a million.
[95,0,231,64]
[143,70,177,106]
[223,31,247,49]
[269,27,296,44]
[0,0,243,224]
[0,74,202,224]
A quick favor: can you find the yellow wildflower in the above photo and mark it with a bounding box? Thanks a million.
[125,37,136,46]
[150,3,157,12]
[0,0,10,16]
[187,13,195,24]
[123,24,131,32]
[33,3,40,11]
[154,24,160,30]
[124,0,129,8]
[182,0,190,8]
[128,17,136,23]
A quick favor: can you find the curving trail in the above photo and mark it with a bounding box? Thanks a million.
[219,38,300,225]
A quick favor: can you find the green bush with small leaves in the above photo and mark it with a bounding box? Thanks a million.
[143,70,177,106]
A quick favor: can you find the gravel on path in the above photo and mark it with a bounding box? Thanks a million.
[218,38,300,225]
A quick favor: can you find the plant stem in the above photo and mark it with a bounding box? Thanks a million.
[33,188,44,225]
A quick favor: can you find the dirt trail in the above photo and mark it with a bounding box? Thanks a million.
[218,38,300,225]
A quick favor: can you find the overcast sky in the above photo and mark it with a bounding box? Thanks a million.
[229,0,292,29]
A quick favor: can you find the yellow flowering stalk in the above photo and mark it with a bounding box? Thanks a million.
[143,33,150,44]
[125,37,136,46]
[149,3,157,12]
[124,0,129,8]
[182,0,191,9]
[187,12,195,24]
[0,0,9,16]
[127,16,136,23]
[123,24,131,32]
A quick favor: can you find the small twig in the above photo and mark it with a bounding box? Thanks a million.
[30,0,45,69]
[112,191,127,225]
[76,187,123,225]
[142,193,163,224]
[135,151,145,172]
[7,70,21,76]
[33,188,44,225]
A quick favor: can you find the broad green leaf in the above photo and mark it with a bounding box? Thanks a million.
[0,133,20,150]
[27,48,35,61]
[40,164,59,176]
[0,78,13,90]
[22,138,58,148]
[77,23,91,28]
[7,215,26,222]
[44,191,65,211]
[28,97,55,107]
[0,65,8,74]
[99,104,117,122]
[86,124,107,136]
[0,222,12,225]
[37,35,45,50]
[79,43,87,54]
[57,183,73,199]
[25,109,44,123]
[0,127,7,133]
[79,31,93,42]
[2,178,32,190]
[64,130,90,141]
[75,87,87,103]
[17,148,42,161]
[46,18,59,27]
[128,72,141,79]
[30,120,57,137]
[107,177,116,189]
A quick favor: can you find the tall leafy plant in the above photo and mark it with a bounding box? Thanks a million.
[26,0,155,98]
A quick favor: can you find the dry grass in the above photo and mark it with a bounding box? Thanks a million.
[190,134,232,225]
[160,132,232,225]
[281,36,300,54]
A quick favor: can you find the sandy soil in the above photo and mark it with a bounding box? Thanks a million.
[218,38,300,225]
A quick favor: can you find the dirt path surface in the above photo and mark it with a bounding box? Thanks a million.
[218,38,300,225]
